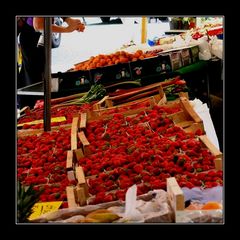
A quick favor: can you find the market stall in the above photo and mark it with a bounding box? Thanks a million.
[17,16,223,224]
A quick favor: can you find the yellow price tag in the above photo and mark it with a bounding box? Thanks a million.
[17,116,66,127]
[51,117,66,123]
[28,201,62,220]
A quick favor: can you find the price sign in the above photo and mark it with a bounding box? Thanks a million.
[17,116,66,127]
[28,201,62,220]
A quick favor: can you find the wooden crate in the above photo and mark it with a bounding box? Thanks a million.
[104,83,166,107]
[67,134,223,208]
[17,102,84,136]
[17,124,72,138]
[65,95,221,208]
[70,96,211,170]
[89,83,167,121]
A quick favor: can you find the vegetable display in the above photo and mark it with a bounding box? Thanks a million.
[74,105,222,205]
[73,50,157,71]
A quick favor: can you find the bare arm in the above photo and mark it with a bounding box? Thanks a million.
[33,17,85,33]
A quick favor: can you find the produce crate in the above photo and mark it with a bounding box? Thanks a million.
[65,105,222,208]
[129,55,172,80]
[105,82,165,106]
[162,51,182,71]
[68,96,206,156]
[17,124,72,138]
[73,95,203,135]
[51,70,92,92]
[180,48,192,67]
[63,92,221,209]
[17,126,74,209]
[90,62,132,86]
[167,177,223,223]
[63,118,222,210]
[88,96,160,122]
[189,45,200,63]
[17,101,88,132]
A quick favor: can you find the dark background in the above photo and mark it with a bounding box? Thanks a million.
[1,1,236,236]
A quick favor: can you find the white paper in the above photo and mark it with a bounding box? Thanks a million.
[197,36,212,60]
[190,99,220,150]
[124,184,143,221]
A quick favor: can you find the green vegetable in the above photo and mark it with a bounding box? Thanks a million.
[17,181,43,223]
[79,84,106,103]
[53,84,106,107]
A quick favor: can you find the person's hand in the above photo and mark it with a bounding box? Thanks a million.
[77,23,85,32]
[65,18,84,32]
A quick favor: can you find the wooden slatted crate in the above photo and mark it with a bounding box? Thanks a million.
[17,124,72,138]
[65,93,222,209]
[89,83,167,121]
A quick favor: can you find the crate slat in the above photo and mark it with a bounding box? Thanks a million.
[168,110,190,123]
[66,186,78,208]
[178,91,189,99]
[183,122,204,133]
[180,97,202,123]
[214,158,223,170]
[199,135,222,159]
[79,113,87,130]
[75,166,89,203]
[78,131,90,155]
[76,166,86,185]
[175,120,194,128]
[74,148,84,162]
[66,150,73,170]
[71,117,79,150]
[93,96,109,110]
[167,177,185,212]
[76,186,87,206]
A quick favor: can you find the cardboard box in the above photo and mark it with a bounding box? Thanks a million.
[164,51,182,71]
[180,48,192,66]
[90,62,131,86]
[130,55,172,80]
[52,70,92,92]
[189,45,199,63]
